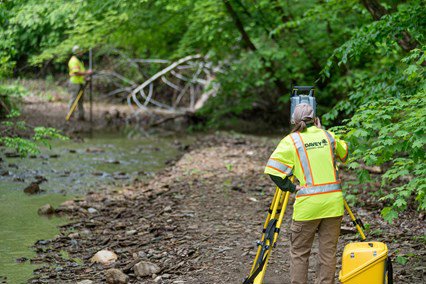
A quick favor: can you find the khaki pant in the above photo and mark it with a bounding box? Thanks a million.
[68,81,85,120]
[290,216,342,284]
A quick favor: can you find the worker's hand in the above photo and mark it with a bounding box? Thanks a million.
[86,70,93,75]
[314,117,322,128]
[295,185,303,191]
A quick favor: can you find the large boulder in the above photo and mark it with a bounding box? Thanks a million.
[105,268,129,284]
[90,250,118,265]
[133,261,161,277]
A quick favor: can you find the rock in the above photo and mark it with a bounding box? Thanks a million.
[90,250,118,265]
[125,230,137,236]
[60,200,76,208]
[24,182,41,194]
[133,261,161,277]
[68,232,79,239]
[105,268,129,284]
[154,275,162,283]
[87,208,98,214]
[77,281,93,284]
[113,172,129,180]
[163,205,172,213]
[38,204,55,215]
[16,257,28,263]
[86,147,105,153]
[35,175,48,184]
[5,151,20,158]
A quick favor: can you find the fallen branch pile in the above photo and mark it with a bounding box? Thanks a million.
[97,54,221,116]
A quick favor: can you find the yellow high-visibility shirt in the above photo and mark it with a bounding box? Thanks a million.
[265,126,349,221]
[68,56,85,85]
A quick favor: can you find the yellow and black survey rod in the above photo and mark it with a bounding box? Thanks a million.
[344,199,366,240]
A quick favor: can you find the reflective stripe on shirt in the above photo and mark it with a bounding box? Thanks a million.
[266,158,292,176]
[323,130,339,180]
[290,133,313,185]
[297,181,341,197]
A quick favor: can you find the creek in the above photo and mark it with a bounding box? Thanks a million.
[0,130,193,284]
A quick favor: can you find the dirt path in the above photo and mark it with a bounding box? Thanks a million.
[30,134,425,283]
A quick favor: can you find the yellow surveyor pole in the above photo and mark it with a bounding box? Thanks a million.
[344,199,366,240]
[66,86,85,121]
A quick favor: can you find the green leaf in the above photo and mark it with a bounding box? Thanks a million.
[396,255,408,265]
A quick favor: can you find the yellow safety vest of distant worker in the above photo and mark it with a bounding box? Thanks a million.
[264,124,348,221]
[68,55,86,84]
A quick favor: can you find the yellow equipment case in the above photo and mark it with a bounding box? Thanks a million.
[339,242,393,284]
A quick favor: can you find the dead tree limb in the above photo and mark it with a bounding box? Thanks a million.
[129,54,202,108]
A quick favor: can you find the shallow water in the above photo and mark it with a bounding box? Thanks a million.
[0,130,193,283]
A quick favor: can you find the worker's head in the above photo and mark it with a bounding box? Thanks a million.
[292,103,315,133]
[72,45,83,56]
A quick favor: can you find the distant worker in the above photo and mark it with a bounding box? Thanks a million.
[68,45,92,121]
[265,103,349,284]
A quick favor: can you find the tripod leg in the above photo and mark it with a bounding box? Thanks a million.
[244,189,290,284]
[250,187,281,273]
[253,191,290,284]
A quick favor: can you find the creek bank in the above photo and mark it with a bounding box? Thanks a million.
[20,93,193,136]
[30,134,425,283]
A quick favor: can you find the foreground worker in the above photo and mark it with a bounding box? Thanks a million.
[264,103,348,284]
[68,45,92,120]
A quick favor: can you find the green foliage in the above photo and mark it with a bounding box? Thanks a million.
[334,49,425,223]
[0,83,28,117]
[1,0,425,221]
[0,109,67,156]
[324,0,426,222]
[396,255,408,266]
[225,163,233,172]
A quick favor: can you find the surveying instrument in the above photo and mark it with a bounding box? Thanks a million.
[243,86,367,284]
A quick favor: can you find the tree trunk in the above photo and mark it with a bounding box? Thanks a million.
[360,0,387,20]
[222,0,288,96]
[360,0,418,52]
[223,0,257,52]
